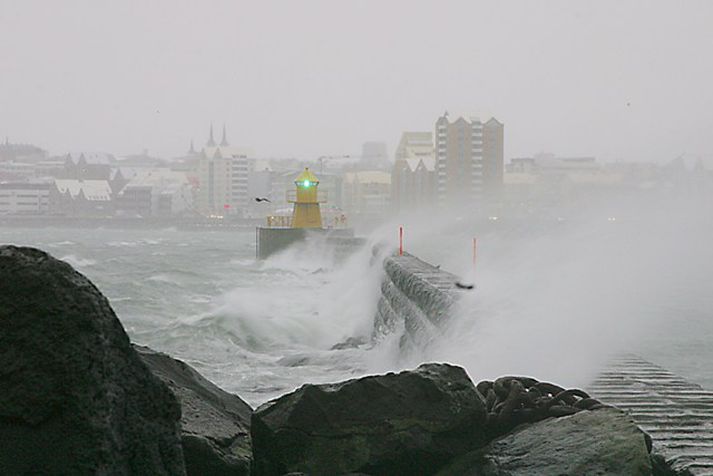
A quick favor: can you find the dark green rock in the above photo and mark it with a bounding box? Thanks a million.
[136,345,253,476]
[437,407,652,476]
[0,246,185,475]
[251,362,487,476]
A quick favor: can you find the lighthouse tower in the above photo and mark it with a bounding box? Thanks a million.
[290,168,323,228]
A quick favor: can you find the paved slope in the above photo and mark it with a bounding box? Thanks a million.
[589,356,713,475]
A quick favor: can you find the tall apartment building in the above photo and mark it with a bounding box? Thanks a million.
[482,118,504,195]
[391,132,436,213]
[435,113,504,206]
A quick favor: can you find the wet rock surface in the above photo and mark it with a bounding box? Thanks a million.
[0,246,185,475]
[135,344,253,476]
[476,376,605,439]
[251,363,488,476]
[437,406,653,476]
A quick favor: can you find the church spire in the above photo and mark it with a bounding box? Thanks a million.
[220,124,229,147]
[188,139,196,155]
[206,123,216,147]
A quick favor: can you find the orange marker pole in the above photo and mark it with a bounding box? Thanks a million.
[399,226,404,256]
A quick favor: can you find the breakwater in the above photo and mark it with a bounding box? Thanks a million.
[373,252,467,348]
[376,251,713,473]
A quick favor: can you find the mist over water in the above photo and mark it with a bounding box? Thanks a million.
[1,191,711,407]
[376,194,713,390]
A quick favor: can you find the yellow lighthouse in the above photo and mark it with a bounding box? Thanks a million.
[290,168,323,228]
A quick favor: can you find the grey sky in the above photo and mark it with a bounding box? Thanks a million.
[1,0,712,162]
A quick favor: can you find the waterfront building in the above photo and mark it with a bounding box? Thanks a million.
[60,153,112,181]
[360,142,390,171]
[0,161,35,182]
[435,113,504,207]
[115,168,193,217]
[33,160,67,179]
[0,182,51,215]
[195,124,250,216]
[503,154,627,206]
[435,113,483,206]
[50,179,113,216]
[342,171,391,217]
[482,118,505,195]
[391,132,436,213]
[0,139,47,163]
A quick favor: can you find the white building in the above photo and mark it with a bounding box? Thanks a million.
[391,132,436,212]
[116,168,194,217]
[0,182,50,215]
[195,125,251,216]
[0,161,36,182]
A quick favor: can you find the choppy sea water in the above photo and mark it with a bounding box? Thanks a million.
[1,212,711,407]
[0,227,401,406]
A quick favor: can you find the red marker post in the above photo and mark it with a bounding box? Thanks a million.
[399,226,404,256]
[472,237,477,271]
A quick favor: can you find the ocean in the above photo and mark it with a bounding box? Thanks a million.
[1,210,711,407]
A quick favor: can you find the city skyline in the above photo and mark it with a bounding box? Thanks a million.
[1,1,712,162]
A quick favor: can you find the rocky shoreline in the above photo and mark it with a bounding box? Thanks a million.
[0,246,674,474]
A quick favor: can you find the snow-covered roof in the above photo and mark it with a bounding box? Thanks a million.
[54,179,112,201]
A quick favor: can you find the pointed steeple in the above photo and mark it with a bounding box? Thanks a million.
[220,124,229,147]
[206,123,216,147]
[188,139,196,155]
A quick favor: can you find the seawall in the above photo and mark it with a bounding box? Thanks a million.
[376,251,713,474]
[373,252,467,347]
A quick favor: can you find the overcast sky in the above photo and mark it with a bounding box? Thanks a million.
[1,1,712,162]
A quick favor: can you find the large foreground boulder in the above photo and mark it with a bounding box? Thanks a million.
[135,345,253,476]
[251,363,488,476]
[0,246,185,475]
[437,406,652,475]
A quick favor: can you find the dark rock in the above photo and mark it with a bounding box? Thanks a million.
[251,362,487,476]
[475,376,605,439]
[330,336,367,350]
[437,406,652,476]
[0,246,185,475]
[135,345,252,476]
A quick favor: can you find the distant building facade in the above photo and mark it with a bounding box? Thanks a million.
[0,139,47,163]
[50,179,114,216]
[360,142,390,170]
[342,171,391,217]
[391,132,436,213]
[195,125,250,216]
[435,113,504,207]
[115,168,193,217]
[0,182,50,215]
[482,118,505,195]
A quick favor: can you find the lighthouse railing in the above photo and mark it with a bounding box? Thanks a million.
[286,189,328,203]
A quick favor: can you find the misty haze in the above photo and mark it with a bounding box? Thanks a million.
[1,1,712,475]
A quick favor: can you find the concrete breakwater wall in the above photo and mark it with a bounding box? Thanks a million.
[373,252,467,347]
[376,251,713,474]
